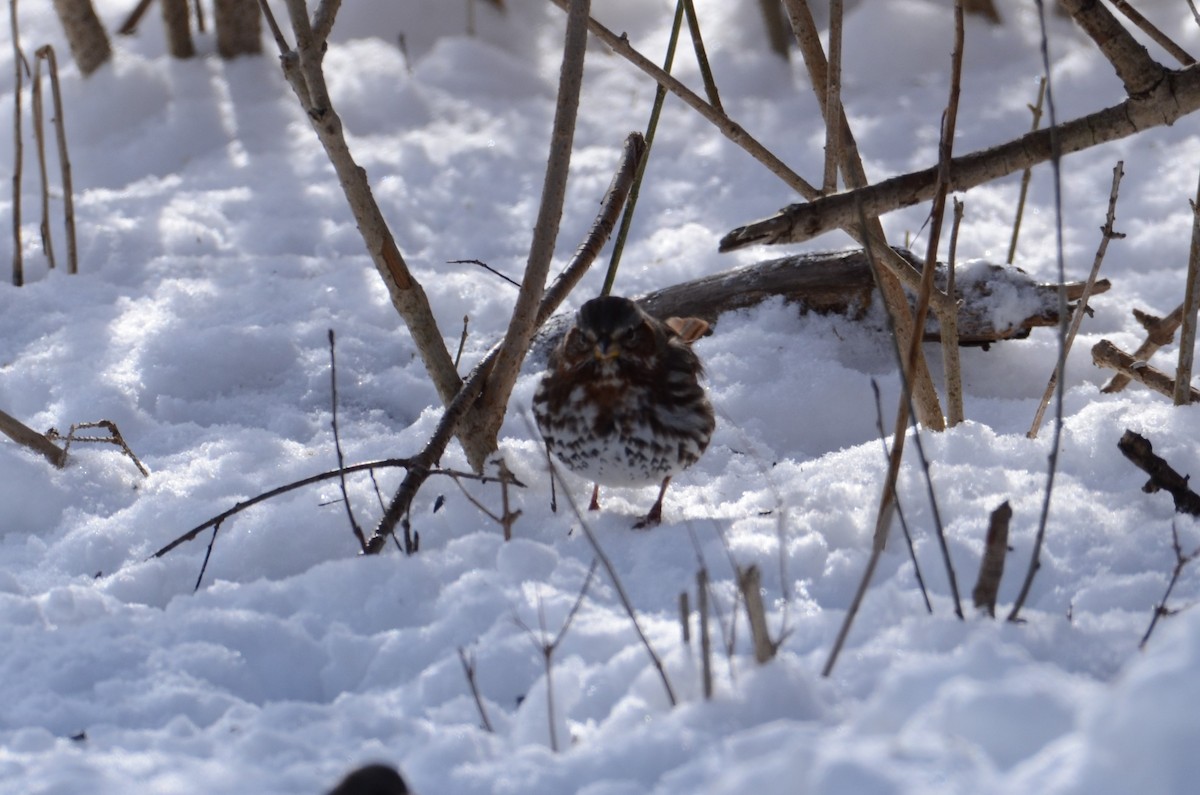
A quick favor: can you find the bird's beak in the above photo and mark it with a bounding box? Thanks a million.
[594,340,620,361]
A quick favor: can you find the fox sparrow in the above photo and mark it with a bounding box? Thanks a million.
[533,295,715,527]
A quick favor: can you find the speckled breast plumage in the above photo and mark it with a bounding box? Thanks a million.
[532,296,715,489]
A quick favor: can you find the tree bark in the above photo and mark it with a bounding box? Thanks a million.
[51,0,111,75]
[161,0,195,59]
[215,0,262,58]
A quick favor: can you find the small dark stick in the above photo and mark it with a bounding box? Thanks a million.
[457,646,495,733]
[972,501,1012,617]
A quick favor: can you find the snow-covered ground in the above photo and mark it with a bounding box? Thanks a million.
[3,1,1200,792]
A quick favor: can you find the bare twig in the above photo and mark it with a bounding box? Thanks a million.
[943,199,965,425]
[972,501,1012,617]
[678,590,690,644]
[48,420,149,477]
[1107,0,1194,68]
[601,0,685,297]
[453,315,469,370]
[194,519,223,592]
[1093,339,1200,402]
[31,49,53,268]
[1007,0,1067,625]
[327,330,367,552]
[364,132,645,552]
[1140,521,1200,649]
[0,407,66,467]
[466,0,591,462]
[870,380,931,613]
[33,46,76,274]
[720,65,1200,251]
[697,567,713,699]
[681,0,721,112]
[527,415,677,707]
[1190,0,1200,31]
[515,558,597,751]
[118,0,155,35]
[260,0,469,449]
[822,0,843,194]
[449,465,523,539]
[1008,77,1047,265]
[447,259,520,288]
[782,0,946,430]
[457,646,495,733]
[11,0,26,286]
[1103,304,1186,393]
[1029,161,1125,437]
[548,0,820,199]
[1176,177,1200,405]
[148,458,513,560]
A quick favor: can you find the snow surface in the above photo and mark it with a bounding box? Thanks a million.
[3,1,1200,793]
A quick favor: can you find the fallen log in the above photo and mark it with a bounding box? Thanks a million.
[534,247,1108,356]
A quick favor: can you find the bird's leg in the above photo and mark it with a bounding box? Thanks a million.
[634,477,672,529]
[589,482,601,511]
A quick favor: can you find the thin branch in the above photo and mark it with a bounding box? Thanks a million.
[453,314,469,370]
[524,414,677,707]
[467,0,591,462]
[681,0,721,112]
[548,0,820,199]
[31,50,53,268]
[782,0,946,429]
[263,0,468,442]
[870,380,932,614]
[34,46,76,274]
[1106,0,1194,68]
[328,330,367,552]
[11,0,25,286]
[822,0,843,193]
[364,132,645,551]
[601,0,685,297]
[943,199,965,425]
[447,259,521,288]
[720,65,1200,251]
[1008,0,1067,625]
[1029,161,1124,437]
[1139,521,1200,649]
[147,458,513,560]
[311,0,341,51]
[697,567,713,699]
[1176,177,1200,405]
[118,0,155,35]
[194,520,222,592]
[457,646,495,733]
[515,558,597,752]
[1007,77,1047,265]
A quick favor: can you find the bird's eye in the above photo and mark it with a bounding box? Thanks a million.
[565,328,591,356]
[622,322,654,352]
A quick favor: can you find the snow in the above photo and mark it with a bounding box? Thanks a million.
[2,0,1200,793]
